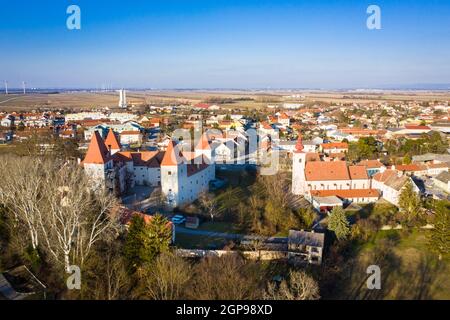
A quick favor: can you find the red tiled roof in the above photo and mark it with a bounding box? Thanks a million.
[105,129,121,150]
[305,161,350,181]
[186,157,210,177]
[83,131,111,165]
[113,151,161,167]
[321,142,349,149]
[161,140,183,166]
[348,165,369,180]
[404,125,431,130]
[358,159,384,168]
[196,134,211,150]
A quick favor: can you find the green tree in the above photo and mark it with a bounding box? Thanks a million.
[398,181,421,223]
[124,215,147,272]
[428,201,450,260]
[328,207,350,241]
[123,214,172,272]
[403,154,412,165]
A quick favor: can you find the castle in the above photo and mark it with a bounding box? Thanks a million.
[81,129,215,208]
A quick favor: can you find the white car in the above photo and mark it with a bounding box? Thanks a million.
[171,214,186,225]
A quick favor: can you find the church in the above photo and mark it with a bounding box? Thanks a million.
[81,129,215,208]
[291,136,381,207]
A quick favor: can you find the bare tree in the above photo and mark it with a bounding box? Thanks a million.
[136,252,191,300]
[264,270,320,300]
[0,155,120,272]
[187,255,264,300]
[198,191,219,221]
[103,244,129,300]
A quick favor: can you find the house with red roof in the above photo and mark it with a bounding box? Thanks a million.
[320,142,349,155]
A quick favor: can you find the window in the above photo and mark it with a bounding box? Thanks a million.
[168,171,172,175]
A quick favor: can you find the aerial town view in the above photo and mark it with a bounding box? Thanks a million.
[0,0,449,311]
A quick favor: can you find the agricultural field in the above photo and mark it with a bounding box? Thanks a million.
[2,89,449,111]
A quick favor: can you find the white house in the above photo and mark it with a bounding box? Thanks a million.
[120,131,143,145]
[433,171,450,194]
[372,169,420,206]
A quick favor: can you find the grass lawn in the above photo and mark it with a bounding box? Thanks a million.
[339,229,450,300]
[174,233,230,250]
[174,221,241,250]
[196,221,241,233]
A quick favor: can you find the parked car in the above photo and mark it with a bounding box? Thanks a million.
[171,214,186,225]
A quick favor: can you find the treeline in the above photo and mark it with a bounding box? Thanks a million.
[347,132,449,163]
[385,131,449,158]
[204,97,254,104]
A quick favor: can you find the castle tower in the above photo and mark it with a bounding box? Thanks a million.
[292,135,308,195]
[118,89,127,108]
[82,131,113,189]
[104,128,122,155]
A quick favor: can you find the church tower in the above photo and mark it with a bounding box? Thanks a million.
[160,140,184,208]
[292,135,308,195]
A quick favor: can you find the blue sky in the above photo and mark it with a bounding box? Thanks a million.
[1,0,450,89]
